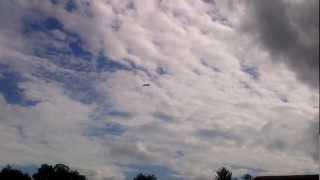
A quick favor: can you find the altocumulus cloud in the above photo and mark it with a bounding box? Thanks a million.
[0,0,318,179]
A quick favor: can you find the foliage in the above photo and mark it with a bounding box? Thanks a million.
[215,167,232,180]
[133,173,158,180]
[33,164,86,180]
[0,163,86,180]
[242,174,253,180]
[0,165,31,180]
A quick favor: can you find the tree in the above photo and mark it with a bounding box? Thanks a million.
[215,167,232,180]
[242,174,252,180]
[0,165,31,180]
[133,173,157,180]
[32,164,54,180]
[33,164,86,180]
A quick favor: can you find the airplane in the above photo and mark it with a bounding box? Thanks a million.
[143,83,151,87]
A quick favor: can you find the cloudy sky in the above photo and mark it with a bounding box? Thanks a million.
[0,0,318,179]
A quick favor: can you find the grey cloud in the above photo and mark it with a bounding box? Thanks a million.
[196,128,244,145]
[108,141,154,165]
[302,118,319,161]
[258,117,319,162]
[107,111,132,118]
[153,112,175,122]
[244,0,319,88]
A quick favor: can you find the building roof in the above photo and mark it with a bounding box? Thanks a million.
[254,175,319,180]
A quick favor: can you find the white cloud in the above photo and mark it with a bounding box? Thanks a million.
[0,0,318,179]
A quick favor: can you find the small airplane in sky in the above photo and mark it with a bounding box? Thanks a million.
[143,83,151,87]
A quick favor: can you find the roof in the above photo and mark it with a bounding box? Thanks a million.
[254,175,319,180]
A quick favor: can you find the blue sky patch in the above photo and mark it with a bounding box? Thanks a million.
[107,111,132,118]
[22,14,132,105]
[156,66,169,75]
[50,0,78,12]
[23,16,94,71]
[127,60,152,78]
[123,164,183,180]
[23,16,63,33]
[36,69,101,104]
[50,0,59,5]
[200,58,221,72]
[65,0,78,12]
[0,65,39,106]
[241,64,260,80]
[230,165,267,177]
[44,17,64,30]
[23,15,132,74]
[96,53,131,73]
[21,14,137,106]
[85,122,127,137]
[153,112,175,123]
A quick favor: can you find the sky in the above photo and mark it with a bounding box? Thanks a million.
[0,0,318,179]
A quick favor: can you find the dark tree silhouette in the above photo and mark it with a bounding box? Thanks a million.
[133,173,157,180]
[215,167,232,180]
[32,164,54,180]
[242,174,252,180]
[0,165,31,180]
[33,164,86,180]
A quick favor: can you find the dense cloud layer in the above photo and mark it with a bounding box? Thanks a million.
[0,0,318,179]
[243,0,319,88]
